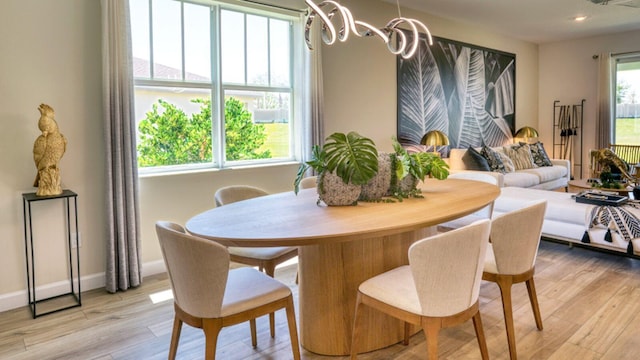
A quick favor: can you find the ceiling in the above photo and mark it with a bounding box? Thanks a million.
[385,0,640,44]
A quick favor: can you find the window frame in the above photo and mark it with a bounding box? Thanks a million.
[131,0,305,174]
[612,52,640,145]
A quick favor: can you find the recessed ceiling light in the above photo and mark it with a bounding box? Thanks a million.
[574,15,588,21]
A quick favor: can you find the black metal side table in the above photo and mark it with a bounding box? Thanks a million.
[22,189,81,318]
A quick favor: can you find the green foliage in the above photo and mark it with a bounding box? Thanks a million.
[137,97,271,167]
[391,137,449,181]
[293,132,378,194]
[323,132,378,185]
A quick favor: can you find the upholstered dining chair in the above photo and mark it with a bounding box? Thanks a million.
[299,175,318,190]
[350,219,491,360]
[214,185,299,337]
[438,172,500,232]
[155,221,301,360]
[482,200,547,360]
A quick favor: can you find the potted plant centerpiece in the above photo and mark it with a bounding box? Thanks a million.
[388,138,450,199]
[294,132,379,206]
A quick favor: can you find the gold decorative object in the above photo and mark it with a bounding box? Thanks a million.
[514,126,539,143]
[420,130,449,156]
[590,148,634,184]
[32,104,67,196]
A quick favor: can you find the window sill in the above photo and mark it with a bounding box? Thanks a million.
[138,161,300,179]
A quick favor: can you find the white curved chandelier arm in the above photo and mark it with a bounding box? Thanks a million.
[353,20,389,42]
[305,0,337,49]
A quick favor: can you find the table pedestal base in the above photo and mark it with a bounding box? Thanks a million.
[298,227,435,356]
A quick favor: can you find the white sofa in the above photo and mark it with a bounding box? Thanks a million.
[493,187,640,257]
[448,146,571,190]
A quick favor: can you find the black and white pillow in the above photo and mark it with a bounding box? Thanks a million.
[529,141,553,167]
[481,146,506,174]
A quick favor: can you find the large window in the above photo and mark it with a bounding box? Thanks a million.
[129,0,302,171]
[613,53,640,145]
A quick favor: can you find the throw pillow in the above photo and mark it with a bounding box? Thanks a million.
[462,146,491,171]
[529,141,553,167]
[497,151,515,173]
[481,146,506,174]
[503,143,537,170]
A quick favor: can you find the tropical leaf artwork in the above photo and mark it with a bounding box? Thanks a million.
[397,33,516,152]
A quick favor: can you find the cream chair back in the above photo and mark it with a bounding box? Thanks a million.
[490,200,547,275]
[214,185,269,207]
[409,219,491,317]
[156,221,229,319]
[299,176,317,189]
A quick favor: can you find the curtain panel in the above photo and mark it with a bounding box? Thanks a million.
[101,0,142,293]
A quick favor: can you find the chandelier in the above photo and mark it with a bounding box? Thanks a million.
[304,0,433,59]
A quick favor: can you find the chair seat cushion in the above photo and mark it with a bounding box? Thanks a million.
[221,267,291,317]
[358,265,421,315]
[228,246,296,260]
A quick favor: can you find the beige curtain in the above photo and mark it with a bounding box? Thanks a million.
[596,52,613,149]
[101,0,141,293]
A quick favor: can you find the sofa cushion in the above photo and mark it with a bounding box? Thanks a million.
[481,146,506,173]
[503,143,537,170]
[461,146,491,171]
[503,172,540,188]
[497,152,515,173]
[519,165,568,183]
[529,141,553,167]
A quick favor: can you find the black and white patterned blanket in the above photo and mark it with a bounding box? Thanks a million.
[582,202,640,255]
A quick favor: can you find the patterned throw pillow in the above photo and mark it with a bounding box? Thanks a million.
[529,141,553,167]
[462,146,491,171]
[481,146,506,174]
[503,143,537,170]
[497,151,515,173]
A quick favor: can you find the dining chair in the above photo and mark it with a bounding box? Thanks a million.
[438,172,500,232]
[214,185,299,338]
[350,219,491,360]
[299,175,317,190]
[482,200,547,360]
[155,221,301,360]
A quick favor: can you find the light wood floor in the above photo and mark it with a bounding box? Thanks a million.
[2,240,640,360]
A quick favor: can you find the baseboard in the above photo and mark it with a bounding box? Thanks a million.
[0,260,167,313]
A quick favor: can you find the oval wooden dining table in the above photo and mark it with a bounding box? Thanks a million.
[186,178,500,356]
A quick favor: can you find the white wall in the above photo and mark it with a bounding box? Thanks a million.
[0,0,539,311]
[539,29,640,179]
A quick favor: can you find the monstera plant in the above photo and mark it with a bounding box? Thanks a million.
[294,132,378,205]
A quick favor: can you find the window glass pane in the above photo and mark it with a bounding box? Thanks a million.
[221,10,245,84]
[615,58,640,145]
[152,0,183,80]
[184,3,211,81]
[224,90,291,161]
[130,0,150,78]
[135,86,213,167]
[246,15,269,86]
[270,18,290,87]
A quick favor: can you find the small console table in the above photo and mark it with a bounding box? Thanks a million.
[22,190,81,318]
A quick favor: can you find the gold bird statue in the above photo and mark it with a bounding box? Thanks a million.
[33,104,67,196]
[590,148,634,183]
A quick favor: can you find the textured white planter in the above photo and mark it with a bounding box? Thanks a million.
[318,171,361,206]
[360,153,392,201]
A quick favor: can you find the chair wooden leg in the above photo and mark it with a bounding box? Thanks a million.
[472,311,490,360]
[264,264,277,338]
[421,318,441,360]
[168,316,182,360]
[350,293,364,360]
[250,319,257,348]
[202,319,223,360]
[525,277,544,330]
[497,276,517,360]
[285,296,301,360]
